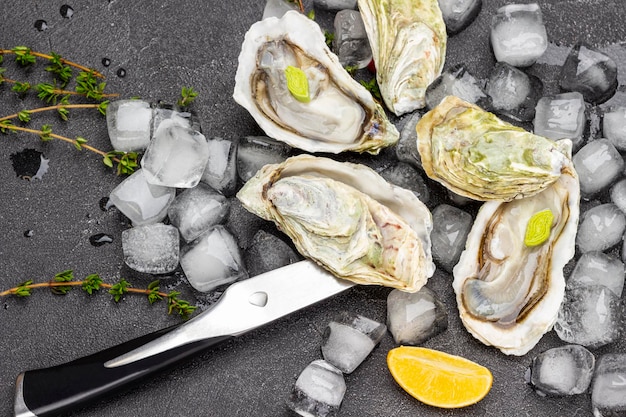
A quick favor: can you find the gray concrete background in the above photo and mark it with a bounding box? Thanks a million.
[1,0,625,416]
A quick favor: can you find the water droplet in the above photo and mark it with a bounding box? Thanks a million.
[60,4,74,18]
[24,230,34,238]
[34,20,48,31]
[10,149,49,180]
[89,233,114,247]
[116,68,126,78]
[102,57,111,67]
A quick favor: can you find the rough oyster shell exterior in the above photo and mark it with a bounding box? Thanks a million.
[452,157,579,355]
[233,11,398,154]
[236,154,434,292]
[358,0,447,115]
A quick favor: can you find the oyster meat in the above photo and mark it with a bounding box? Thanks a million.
[233,11,398,154]
[236,155,434,292]
[417,95,571,201]
[452,151,579,356]
[358,0,447,115]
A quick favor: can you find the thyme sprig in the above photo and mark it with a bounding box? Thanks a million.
[177,86,198,108]
[0,47,104,78]
[1,270,198,319]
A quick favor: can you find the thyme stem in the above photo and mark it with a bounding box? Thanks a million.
[0,49,105,78]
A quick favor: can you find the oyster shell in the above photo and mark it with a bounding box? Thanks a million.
[236,154,434,292]
[357,0,447,115]
[452,152,579,356]
[417,95,571,201]
[233,11,398,154]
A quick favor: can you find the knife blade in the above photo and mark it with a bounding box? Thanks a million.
[14,260,355,417]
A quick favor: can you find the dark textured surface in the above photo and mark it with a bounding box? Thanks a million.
[1,1,626,416]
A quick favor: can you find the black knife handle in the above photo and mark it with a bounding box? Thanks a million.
[15,325,232,417]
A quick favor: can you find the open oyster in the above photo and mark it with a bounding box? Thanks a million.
[236,155,434,292]
[417,95,571,201]
[233,11,398,154]
[452,150,579,356]
[358,0,447,115]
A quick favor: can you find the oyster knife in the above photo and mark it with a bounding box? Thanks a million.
[14,260,355,417]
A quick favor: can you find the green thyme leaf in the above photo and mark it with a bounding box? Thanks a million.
[82,274,103,294]
[109,278,130,302]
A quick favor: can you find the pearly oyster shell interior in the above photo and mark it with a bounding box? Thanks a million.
[417,95,571,201]
[358,0,447,115]
[452,156,579,356]
[233,11,398,154]
[236,154,434,292]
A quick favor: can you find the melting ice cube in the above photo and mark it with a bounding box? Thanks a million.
[567,251,625,297]
[106,99,153,152]
[533,92,586,149]
[237,136,291,182]
[603,107,626,151]
[430,204,473,273]
[333,10,372,69]
[122,223,180,274]
[573,139,624,196]
[262,0,298,20]
[201,137,238,197]
[286,359,346,417]
[486,62,543,122]
[576,203,626,253]
[425,64,491,110]
[395,112,423,170]
[438,0,482,35]
[592,354,626,417]
[526,344,595,396]
[380,162,429,204]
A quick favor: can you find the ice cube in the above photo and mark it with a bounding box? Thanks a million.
[201,137,238,197]
[152,103,201,133]
[108,169,176,226]
[313,0,357,10]
[486,62,543,122]
[122,223,180,274]
[576,203,626,253]
[262,0,298,20]
[243,230,301,277]
[380,162,429,204]
[106,99,153,152]
[533,92,586,149]
[286,359,346,417]
[560,41,618,104]
[333,10,372,69]
[591,354,626,417]
[603,107,626,151]
[386,287,448,345]
[425,64,491,110]
[180,226,247,292]
[490,3,548,67]
[395,112,422,170]
[438,0,482,35]
[321,312,386,374]
[554,285,622,349]
[447,189,478,206]
[141,119,209,188]
[525,344,595,396]
[611,179,626,215]
[167,183,230,242]
[430,204,473,273]
[237,136,291,182]
[573,139,624,196]
[567,251,625,297]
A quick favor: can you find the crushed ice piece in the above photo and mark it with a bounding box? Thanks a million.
[313,0,357,10]
[108,169,176,226]
[567,251,625,297]
[286,359,346,417]
[486,62,543,122]
[243,230,301,277]
[333,10,372,69]
[611,179,626,214]
[592,354,626,417]
[439,0,482,35]
[573,139,624,196]
[526,344,595,396]
[425,64,491,110]
[386,286,448,345]
[554,285,622,349]
[576,203,626,253]
[262,0,298,20]
[380,162,429,204]
[122,223,180,274]
[180,226,247,292]
[603,107,626,151]
[560,41,618,105]
[321,311,386,374]
[430,204,473,273]
[106,99,153,152]
[533,92,586,149]
[201,137,238,197]
[395,112,422,170]
[237,136,291,182]
[141,119,209,188]
[490,3,547,67]
[167,183,230,242]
